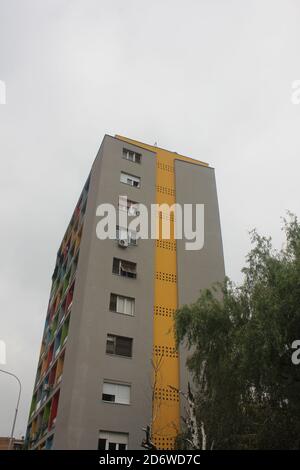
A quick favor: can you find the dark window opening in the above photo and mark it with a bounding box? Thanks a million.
[102,393,115,402]
[98,439,106,450]
[112,258,137,278]
[106,334,133,358]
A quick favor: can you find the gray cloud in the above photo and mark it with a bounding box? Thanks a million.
[0,0,300,438]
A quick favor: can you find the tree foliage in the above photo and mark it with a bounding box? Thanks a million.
[175,215,300,449]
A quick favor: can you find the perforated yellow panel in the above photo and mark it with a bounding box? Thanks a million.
[154,305,176,318]
[115,135,208,450]
[155,239,177,251]
[154,387,180,402]
[155,272,177,283]
[156,185,176,196]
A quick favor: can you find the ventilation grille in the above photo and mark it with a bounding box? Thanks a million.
[155,272,177,283]
[156,185,175,196]
[157,162,174,173]
[155,239,176,251]
[153,436,175,450]
[154,305,176,318]
[154,387,179,402]
[153,345,178,358]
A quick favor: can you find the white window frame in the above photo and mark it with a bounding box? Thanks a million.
[99,431,129,450]
[120,172,141,188]
[102,382,131,405]
[116,295,135,316]
[122,148,141,164]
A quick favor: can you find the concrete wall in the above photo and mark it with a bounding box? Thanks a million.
[174,160,225,416]
[53,136,156,449]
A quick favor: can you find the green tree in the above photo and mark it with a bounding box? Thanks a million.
[175,215,300,449]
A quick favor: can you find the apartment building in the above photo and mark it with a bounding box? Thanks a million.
[25,135,225,450]
[0,437,24,450]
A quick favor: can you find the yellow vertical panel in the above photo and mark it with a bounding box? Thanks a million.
[153,150,179,450]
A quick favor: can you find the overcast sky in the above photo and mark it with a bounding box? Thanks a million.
[0,0,300,438]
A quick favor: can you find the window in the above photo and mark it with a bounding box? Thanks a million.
[112,258,137,278]
[102,382,131,404]
[118,196,140,216]
[120,172,141,188]
[106,334,133,357]
[98,431,128,450]
[122,148,141,164]
[110,294,135,316]
[116,226,137,246]
[49,390,60,429]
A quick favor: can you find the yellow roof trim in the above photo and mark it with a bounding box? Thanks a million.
[115,135,209,167]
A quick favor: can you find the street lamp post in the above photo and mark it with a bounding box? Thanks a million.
[0,369,22,450]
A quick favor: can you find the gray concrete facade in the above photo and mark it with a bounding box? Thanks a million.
[27,135,225,450]
[53,136,157,449]
[174,159,225,417]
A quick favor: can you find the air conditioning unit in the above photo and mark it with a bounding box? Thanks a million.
[118,238,129,248]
